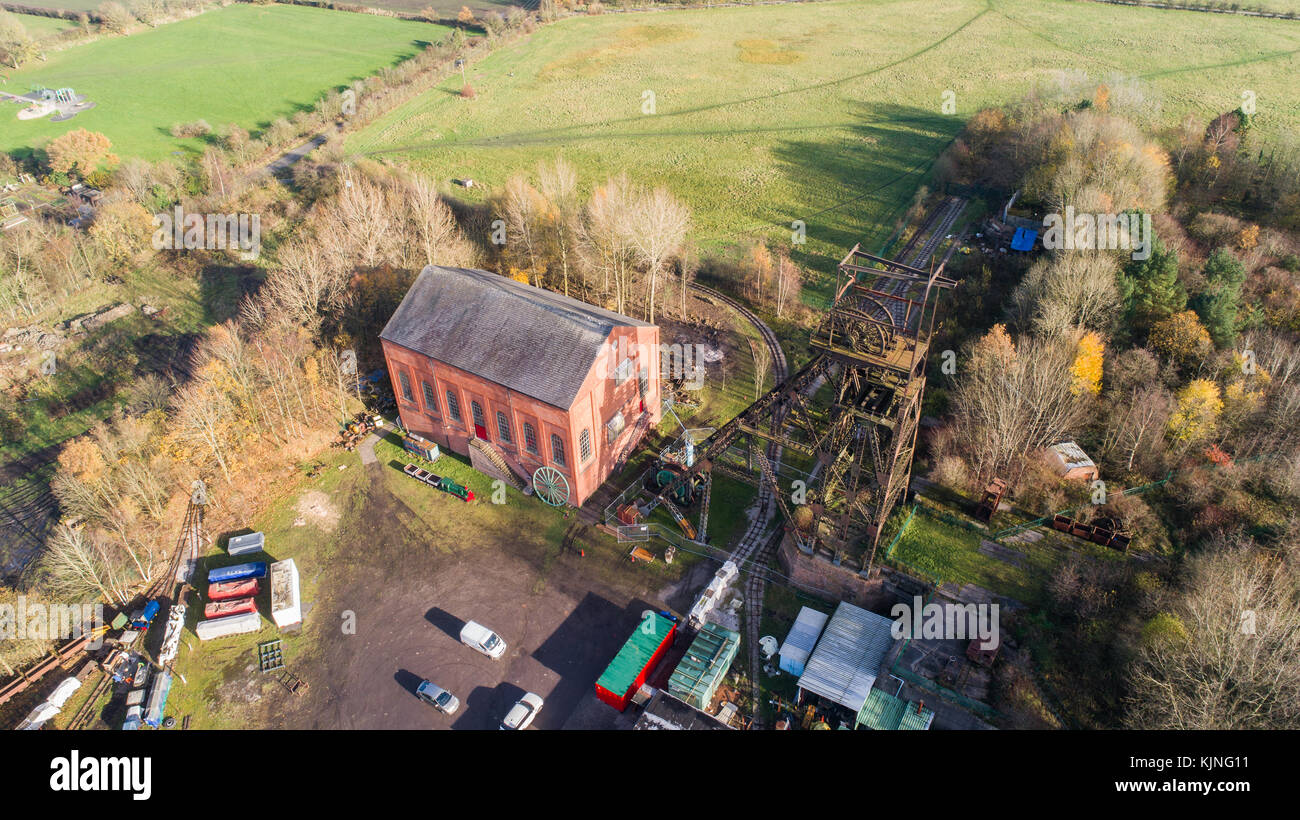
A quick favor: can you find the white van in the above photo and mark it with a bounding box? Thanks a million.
[460,621,506,659]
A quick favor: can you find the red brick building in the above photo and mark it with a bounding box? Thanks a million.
[380,266,661,507]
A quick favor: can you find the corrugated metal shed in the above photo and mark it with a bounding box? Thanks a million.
[380,266,653,410]
[668,623,739,710]
[856,688,934,730]
[779,606,829,676]
[796,602,894,714]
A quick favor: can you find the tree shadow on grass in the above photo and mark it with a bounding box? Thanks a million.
[769,102,962,271]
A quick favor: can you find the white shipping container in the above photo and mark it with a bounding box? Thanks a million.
[270,559,302,629]
[195,611,261,641]
[227,531,265,556]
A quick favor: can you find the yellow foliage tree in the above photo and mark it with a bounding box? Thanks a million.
[46,128,118,176]
[1166,379,1223,444]
[1070,331,1105,396]
[1149,310,1212,365]
[57,437,106,484]
[89,199,155,264]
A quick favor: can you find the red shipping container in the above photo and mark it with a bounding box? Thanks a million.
[208,578,259,601]
[595,613,677,711]
[204,596,258,619]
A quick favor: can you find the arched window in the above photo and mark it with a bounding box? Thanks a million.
[523,423,539,455]
[550,434,566,467]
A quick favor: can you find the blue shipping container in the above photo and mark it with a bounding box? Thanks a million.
[207,562,268,584]
[142,671,172,728]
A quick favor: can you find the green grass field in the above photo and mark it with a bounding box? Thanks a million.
[351,0,1300,290]
[0,5,451,160]
[9,12,79,37]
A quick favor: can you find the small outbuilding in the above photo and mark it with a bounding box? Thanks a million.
[795,602,894,716]
[1046,440,1099,481]
[633,690,732,730]
[667,622,739,710]
[856,688,934,730]
[778,606,829,676]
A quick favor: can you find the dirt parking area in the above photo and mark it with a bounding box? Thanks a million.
[279,462,690,730]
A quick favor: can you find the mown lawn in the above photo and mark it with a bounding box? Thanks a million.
[0,5,451,159]
[887,508,1125,607]
[352,0,1300,299]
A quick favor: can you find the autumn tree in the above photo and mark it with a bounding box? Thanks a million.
[1149,310,1212,366]
[1009,252,1119,336]
[1070,331,1105,396]
[950,325,1089,481]
[537,157,579,297]
[96,2,134,34]
[89,200,155,265]
[46,129,118,177]
[0,12,38,69]
[1166,378,1223,447]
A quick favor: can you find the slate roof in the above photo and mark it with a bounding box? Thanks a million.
[380,266,653,410]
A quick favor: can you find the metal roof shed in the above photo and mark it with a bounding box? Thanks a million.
[779,606,829,676]
[668,622,739,710]
[856,687,934,730]
[796,602,894,714]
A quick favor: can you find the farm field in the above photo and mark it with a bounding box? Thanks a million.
[352,0,1300,297]
[0,4,451,160]
[8,12,79,37]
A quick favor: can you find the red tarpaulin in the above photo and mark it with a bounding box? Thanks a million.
[208,578,259,601]
[204,596,258,619]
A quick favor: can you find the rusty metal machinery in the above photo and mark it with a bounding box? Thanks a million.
[644,200,960,571]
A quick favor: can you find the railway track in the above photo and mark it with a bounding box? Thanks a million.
[65,669,111,730]
[688,283,789,728]
[685,198,964,727]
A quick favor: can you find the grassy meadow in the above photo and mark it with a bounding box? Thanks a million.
[352,0,1300,295]
[0,4,451,160]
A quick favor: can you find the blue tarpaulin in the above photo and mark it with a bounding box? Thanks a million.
[1011,227,1037,251]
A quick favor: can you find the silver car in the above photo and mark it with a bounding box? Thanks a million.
[500,692,544,730]
[416,680,460,715]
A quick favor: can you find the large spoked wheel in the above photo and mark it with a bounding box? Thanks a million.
[533,466,570,507]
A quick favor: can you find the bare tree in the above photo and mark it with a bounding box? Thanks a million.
[951,328,1090,482]
[538,157,579,297]
[625,186,690,323]
[1127,539,1300,729]
[1099,383,1173,475]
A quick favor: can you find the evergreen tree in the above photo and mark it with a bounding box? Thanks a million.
[1118,239,1185,343]
[1191,248,1247,348]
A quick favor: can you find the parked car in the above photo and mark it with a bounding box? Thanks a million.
[415,680,460,715]
[460,621,506,659]
[500,693,544,730]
